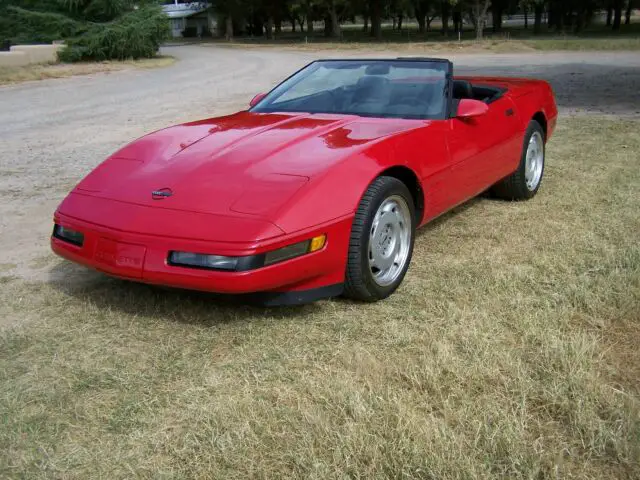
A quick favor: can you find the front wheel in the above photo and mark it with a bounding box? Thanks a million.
[344,176,416,302]
[492,120,545,200]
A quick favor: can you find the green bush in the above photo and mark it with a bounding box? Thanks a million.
[3,6,85,44]
[58,6,169,62]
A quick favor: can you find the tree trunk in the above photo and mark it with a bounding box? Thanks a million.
[474,0,491,40]
[275,18,282,35]
[607,2,613,26]
[370,0,382,39]
[554,0,564,31]
[398,14,403,30]
[330,2,341,37]
[453,10,461,32]
[225,15,233,40]
[613,0,623,29]
[574,6,585,33]
[414,0,427,33]
[363,15,369,32]
[626,0,633,24]
[492,1,503,33]
[441,1,450,36]
[306,15,313,34]
[585,4,595,26]
[265,16,273,39]
[534,4,543,34]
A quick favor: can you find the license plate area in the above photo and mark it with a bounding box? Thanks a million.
[94,238,146,278]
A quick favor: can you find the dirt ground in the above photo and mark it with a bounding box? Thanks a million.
[0,45,639,320]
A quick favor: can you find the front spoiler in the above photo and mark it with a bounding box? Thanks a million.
[51,209,352,303]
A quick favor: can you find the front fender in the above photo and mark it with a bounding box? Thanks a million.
[273,138,424,234]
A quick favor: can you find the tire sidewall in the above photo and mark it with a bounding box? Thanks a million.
[356,179,416,299]
[521,121,546,199]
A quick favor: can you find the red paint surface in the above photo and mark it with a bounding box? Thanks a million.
[52,75,558,295]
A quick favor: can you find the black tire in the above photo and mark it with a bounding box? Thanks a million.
[491,120,545,200]
[344,176,416,302]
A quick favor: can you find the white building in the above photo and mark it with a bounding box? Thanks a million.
[162,1,217,38]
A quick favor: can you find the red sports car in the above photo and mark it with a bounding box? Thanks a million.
[52,58,557,305]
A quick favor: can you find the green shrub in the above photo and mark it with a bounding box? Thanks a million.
[3,6,85,44]
[58,6,169,62]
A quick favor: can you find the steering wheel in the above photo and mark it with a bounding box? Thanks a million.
[324,87,343,112]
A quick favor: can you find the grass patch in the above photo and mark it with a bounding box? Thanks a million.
[0,116,639,478]
[211,36,640,54]
[0,56,175,86]
[524,36,640,51]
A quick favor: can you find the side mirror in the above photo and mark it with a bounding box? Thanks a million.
[456,98,489,119]
[249,93,266,108]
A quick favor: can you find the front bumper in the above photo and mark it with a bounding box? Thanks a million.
[51,208,352,305]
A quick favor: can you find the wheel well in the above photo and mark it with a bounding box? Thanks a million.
[532,111,548,140]
[379,166,424,223]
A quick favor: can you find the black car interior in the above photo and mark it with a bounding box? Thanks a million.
[451,79,507,115]
[268,78,447,119]
[262,74,507,119]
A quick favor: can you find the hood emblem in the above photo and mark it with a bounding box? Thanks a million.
[152,188,173,200]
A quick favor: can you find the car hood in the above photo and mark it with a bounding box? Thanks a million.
[75,111,425,223]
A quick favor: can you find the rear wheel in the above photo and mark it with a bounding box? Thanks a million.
[492,120,545,200]
[344,176,416,302]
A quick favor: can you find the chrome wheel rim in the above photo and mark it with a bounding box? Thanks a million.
[525,131,544,191]
[368,195,412,287]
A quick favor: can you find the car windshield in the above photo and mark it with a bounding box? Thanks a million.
[250,59,450,120]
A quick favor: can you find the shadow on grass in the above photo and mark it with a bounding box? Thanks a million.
[46,260,324,325]
[44,196,489,324]
[415,196,485,240]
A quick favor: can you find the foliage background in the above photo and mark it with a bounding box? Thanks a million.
[0,0,169,61]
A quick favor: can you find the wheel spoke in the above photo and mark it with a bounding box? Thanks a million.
[524,131,544,191]
[367,196,412,287]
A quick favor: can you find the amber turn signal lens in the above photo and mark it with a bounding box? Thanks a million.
[309,234,326,252]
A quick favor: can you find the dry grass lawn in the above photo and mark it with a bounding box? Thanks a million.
[214,31,640,53]
[1,116,639,478]
[214,36,640,54]
[0,56,175,86]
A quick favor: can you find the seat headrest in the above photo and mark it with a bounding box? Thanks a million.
[356,75,389,89]
[352,76,389,102]
[453,80,473,99]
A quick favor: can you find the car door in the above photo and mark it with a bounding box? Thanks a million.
[446,95,521,203]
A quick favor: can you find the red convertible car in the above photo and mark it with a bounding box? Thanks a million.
[52,58,557,305]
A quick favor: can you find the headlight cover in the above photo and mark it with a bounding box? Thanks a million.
[169,234,326,272]
[168,252,238,271]
[53,224,85,247]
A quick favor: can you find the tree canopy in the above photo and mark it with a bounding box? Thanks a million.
[0,0,635,57]
[215,0,636,40]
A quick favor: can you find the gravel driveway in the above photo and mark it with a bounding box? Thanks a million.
[1,45,639,284]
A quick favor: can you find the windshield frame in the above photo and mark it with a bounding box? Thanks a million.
[249,58,453,121]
